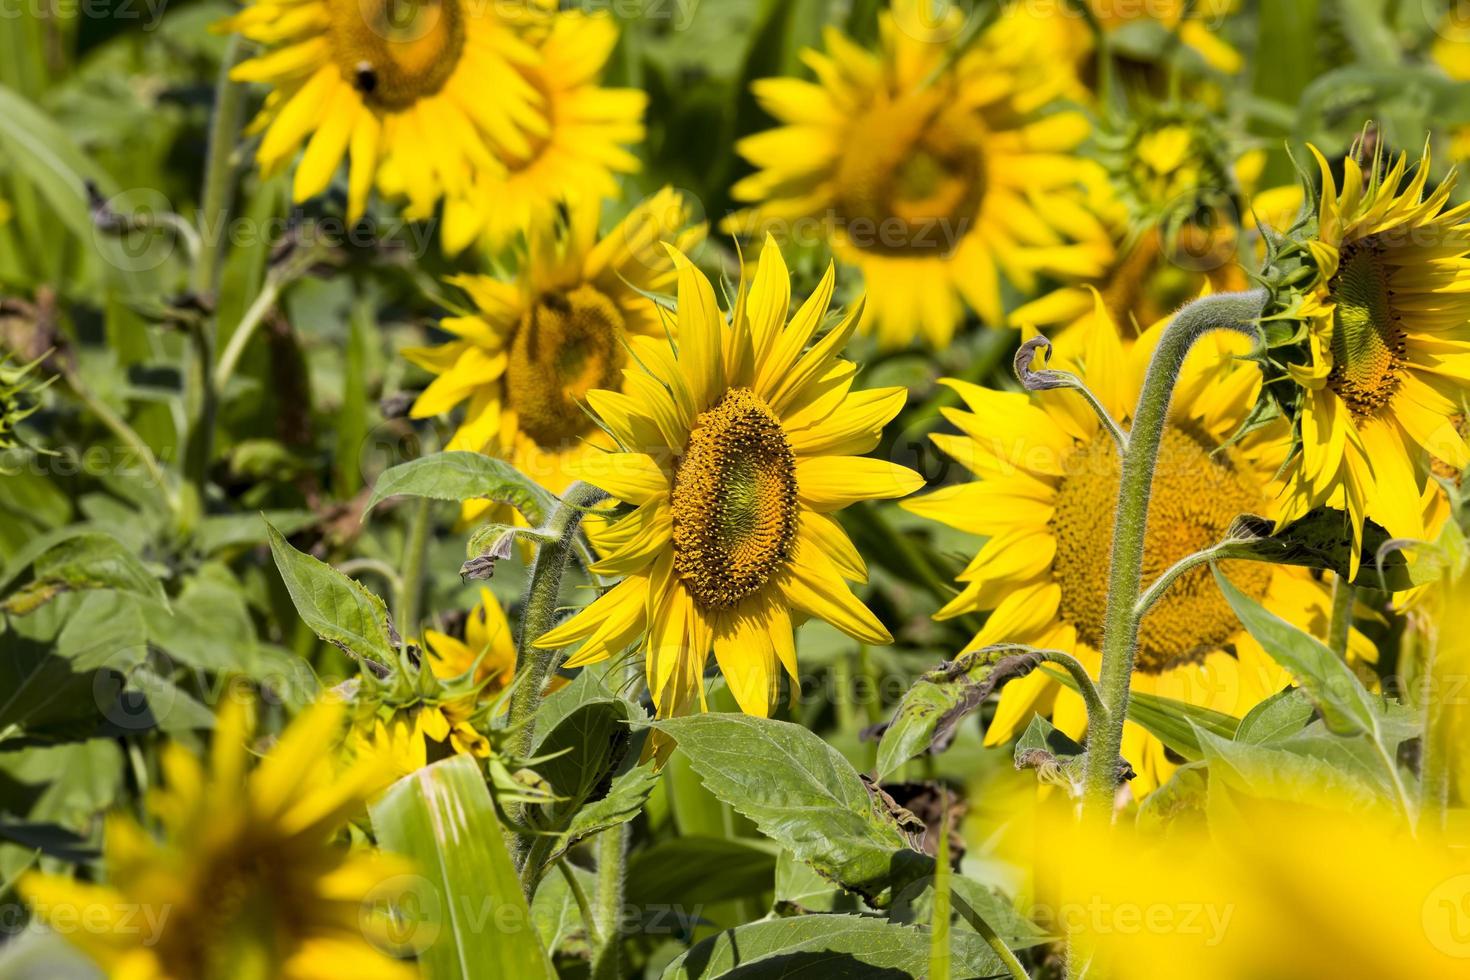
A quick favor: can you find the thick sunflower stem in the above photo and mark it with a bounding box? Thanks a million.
[1079,290,1267,822]
[506,481,609,869]
[590,824,629,980]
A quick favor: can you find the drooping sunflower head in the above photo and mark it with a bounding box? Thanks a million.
[22,699,413,980]
[403,189,705,500]
[532,237,922,719]
[1278,146,1470,554]
[902,305,1367,792]
[221,0,552,220]
[1013,106,1255,339]
[726,0,1109,349]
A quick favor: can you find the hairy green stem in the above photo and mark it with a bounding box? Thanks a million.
[507,480,609,758]
[1326,575,1354,658]
[590,824,629,980]
[395,498,431,639]
[506,480,609,874]
[1079,290,1267,820]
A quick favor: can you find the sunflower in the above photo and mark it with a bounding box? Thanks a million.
[726,0,1110,349]
[404,189,704,514]
[1079,0,1242,75]
[1278,147,1470,568]
[418,10,647,255]
[903,304,1372,794]
[531,238,923,718]
[22,699,411,980]
[422,586,516,693]
[219,0,550,221]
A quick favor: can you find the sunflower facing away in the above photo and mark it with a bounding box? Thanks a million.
[220,0,549,220]
[532,238,923,718]
[423,10,647,255]
[23,699,411,980]
[727,0,1109,349]
[903,304,1371,793]
[404,189,704,514]
[1280,148,1470,567]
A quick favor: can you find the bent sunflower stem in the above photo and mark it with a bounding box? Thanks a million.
[1014,337,1128,454]
[1037,649,1108,729]
[1132,540,1265,619]
[1079,290,1267,823]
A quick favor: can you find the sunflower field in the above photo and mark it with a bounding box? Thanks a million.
[6,0,1470,977]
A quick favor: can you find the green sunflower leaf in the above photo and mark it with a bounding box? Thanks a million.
[0,531,166,616]
[1213,567,1377,736]
[1224,508,1412,590]
[651,713,926,903]
[266,519,395,672]
[363,451,557,526]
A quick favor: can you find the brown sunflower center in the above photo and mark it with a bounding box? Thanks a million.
[506,284,626,451]
[329,0,464,110]
[835,96,986,256]
[169,847,306,977]
[670,388,799,609]
[1327,237,1407,420]
[1051,427,1272,673]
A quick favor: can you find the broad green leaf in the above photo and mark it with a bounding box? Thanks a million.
[1215,568,1376,736]
[1235,688,1315,744]
[1194,726,1387,813]
[0,531,165,615]
[532,698,641,826]
[266,519,396,669]
[557,758,660,856]
[627,836,778,906]
[364,452,557,526]
[661,914,1004,980]
[0,593,146,743]
[370,755,555,980]
[652,714,925,902]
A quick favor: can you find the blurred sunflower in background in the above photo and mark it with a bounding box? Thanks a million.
[1279,147,1470,567]
[22,700,410,980]
[403,189,704,518]
[1013,105,1259,339]
[727,0,1110,349]
[425,10,647,255]
[904,304,1370,793]
[533,238,922,718]
[220,0,550,220]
